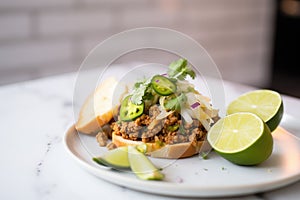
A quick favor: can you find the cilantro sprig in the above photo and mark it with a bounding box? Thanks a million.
[130,58,196,106]
[167,58,195,80]
[131,78,152,105]
[164,93,187,112]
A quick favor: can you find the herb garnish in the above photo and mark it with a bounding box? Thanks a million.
[130,58,196,108]
[167,58,196,80]
[131,58,196,105]
[131,78,152,105]
[164,93,187,112]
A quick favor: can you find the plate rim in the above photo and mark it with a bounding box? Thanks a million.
[63,124,300,198]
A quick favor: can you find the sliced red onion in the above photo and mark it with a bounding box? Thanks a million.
[161,73,168,76]
[190,102,200,109]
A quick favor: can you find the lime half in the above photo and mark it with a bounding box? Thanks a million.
[227,89,283,131]
[93,146,130,169]
[207,112,273,165]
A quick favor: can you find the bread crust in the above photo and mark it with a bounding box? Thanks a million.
[75,77,118,134]
[112,133,211,159]
[75,76,213,158]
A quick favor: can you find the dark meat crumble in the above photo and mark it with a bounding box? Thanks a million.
[111,105,207,145]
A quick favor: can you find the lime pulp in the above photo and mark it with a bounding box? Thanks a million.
[207,112,273,165]
[227,89,283,132]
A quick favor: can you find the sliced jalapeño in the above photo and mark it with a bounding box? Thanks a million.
[120,95,144,121]
[151,75,176,96]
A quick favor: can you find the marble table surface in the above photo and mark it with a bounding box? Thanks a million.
[0,68,300,200]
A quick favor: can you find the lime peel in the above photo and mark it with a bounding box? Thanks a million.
[208,112,273,165]
[93,146,130,169]
[128,146,164,180]
[93,145,164,180]
[227,89,283,131]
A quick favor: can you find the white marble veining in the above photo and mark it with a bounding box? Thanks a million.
[0,70,299,200]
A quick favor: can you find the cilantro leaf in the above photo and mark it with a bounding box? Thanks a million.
[131,78,151,105]
[167,58,196,80]
[168,59,187,77]
[134,81,144,88]
[164,93,187,112]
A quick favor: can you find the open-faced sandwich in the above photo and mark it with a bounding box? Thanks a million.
[75,58,219,159]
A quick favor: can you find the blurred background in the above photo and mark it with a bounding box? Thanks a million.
[0,0,299,97]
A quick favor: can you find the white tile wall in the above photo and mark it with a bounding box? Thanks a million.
[120,9,179,28]
[0,0,275,87]
[37,10,113,37]
[0,40,73,69]
[0,0,74,9]
[0,14,31,40]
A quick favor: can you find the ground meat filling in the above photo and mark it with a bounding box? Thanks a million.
[111,105,207,145]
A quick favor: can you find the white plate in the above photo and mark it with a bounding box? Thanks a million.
[64,124,300,198]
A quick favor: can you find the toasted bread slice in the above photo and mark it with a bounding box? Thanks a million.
[112,132,212,159]
[75,77,118,134]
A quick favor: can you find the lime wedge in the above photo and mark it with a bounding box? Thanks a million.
[128,146,164,180]
[93,146,130,169]
[207,112,273,165]
[227,89,283,131]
